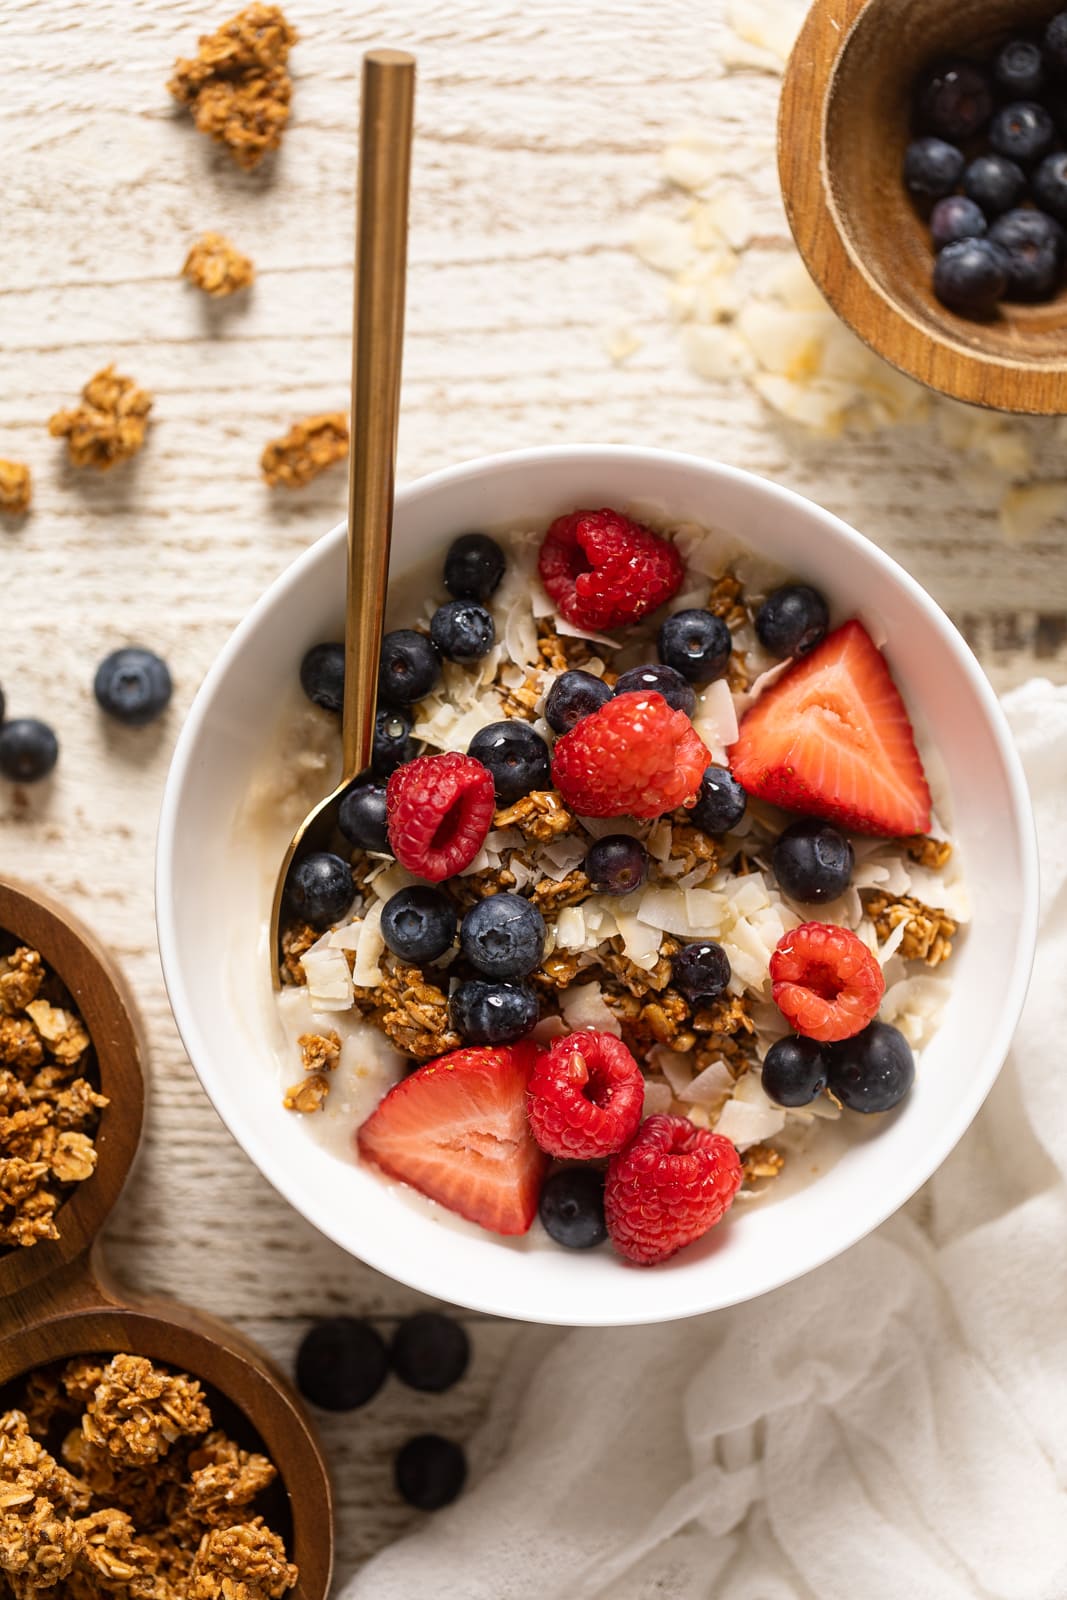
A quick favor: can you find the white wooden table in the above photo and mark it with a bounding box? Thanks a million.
[2,0,1066,1581]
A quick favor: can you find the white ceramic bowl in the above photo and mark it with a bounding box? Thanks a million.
[157,446,1038,1326]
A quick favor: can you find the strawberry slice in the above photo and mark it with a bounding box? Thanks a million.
[730,620,931,837]
[356,1042,548,1236]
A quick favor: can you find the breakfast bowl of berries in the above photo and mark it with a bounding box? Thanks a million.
[156,446,1037,1325]
[780,0,1067,412]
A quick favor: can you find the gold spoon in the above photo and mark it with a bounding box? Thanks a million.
[270,48,415,986]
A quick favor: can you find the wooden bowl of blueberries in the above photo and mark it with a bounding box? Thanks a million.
[780,0,1067,412]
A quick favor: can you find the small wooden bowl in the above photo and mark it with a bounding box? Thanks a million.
[779,0,1067,413]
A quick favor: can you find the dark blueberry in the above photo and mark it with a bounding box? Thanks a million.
[827,1021,915,1114]
[0,684,5,723]
[539,1167,607,1249]
[903,136,966,201]
[933,237,1008,315]
[761,1035,829,1108]
[690,765,747,835]
[429,600,496,664]
[614,663,696,717]
[449,979,539,1045]
[459,893,545,979]
[988,208,1064,301]
[395,1434,467,1511]
[961,154,1026,217]
[443,532,506,601]
[285,851,355,930]
[1045,11,1067,76]
[658,609,732,685]
[379,629,440,705]
[671,941,731,1004]
[373,704,418,777]
[467,720,550,802]
[995,39,1045,99]
[299,641,344,713]
[755,584,829,659]
[915,58,993,140]
[989,101,1055,165]
[544,669,613,734]
[295,1317,388,1411]
[338,780,390,853]
[390,1312,470,1393]
[584,834,648,896]
[1032,152,1067,223]
[381,887,457,964]
[0,719,58,784]
[93,647,172,727]
[930,196,988,251]
[772,818,854,905]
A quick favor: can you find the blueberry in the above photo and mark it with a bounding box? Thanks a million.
[0,684,5,722]
[961,154,1026,217]
[1045,11,1067,76]
[94,647,172,727]
[539,1167,607,1249]
[903,136,966,201]
[761,1035,829,1108]
[295,1317,388,1411]
[443,532,506,601]
[459,893,545,979]
[690,765,747,835]
[930,195,988,251]
[658,609,732,684]
[989,101,1055,165]
[545,669,613,734]
[381,887,457,964]
[755,584,829,659]
[395,1434,467,1511]
[373,704,418,777]
[449,979,539,1045]
[584,834,648,896]
[671,941,731,1004]
[933,237,1008,315]
[613,663,696,717]
[995,39,1045,99]
[915,59,993,141]
[1032,152,1067,222]
[286,851,355,930]
[390,1312,470,1393]
[338,780,390,853]
[467,720,550,802]
[0,719,58,784]
[772,818,854,904]
[299,641,344,713]
[988,208,1064,301]
[379,629,440,705]
[429,600,496,664]
[827,1021,915,1114]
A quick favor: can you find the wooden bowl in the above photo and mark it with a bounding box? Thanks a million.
[779,0,1067,413]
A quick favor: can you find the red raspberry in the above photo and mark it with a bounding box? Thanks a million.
[386,752,495,883]
[770,921,885,1043]
[605,1115,742,1265]
[551,691,710,819]
[538,508,685,632]
[526,1030,644,1159]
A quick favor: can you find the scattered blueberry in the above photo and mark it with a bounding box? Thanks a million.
[1045,11,1067,75]
[613,663,696,717]
[915,58,993,140]
[544,669,613,734]
[930,195,988,250]
[827,1021,915,1114]
[995,39,1045,99]
[989,100,1055,165]
[933,237,1008,315]
[658,609,732,685]
[94,647,173,727]
[772,818,855,905]
[761,1035,829,1108]
[690,765,747,835]
[443,532,506,601]
[449,979,539,1045]
[755,584,830,659]
[390,1312,471,1393]
[0,719,58,784]
[584,834,648,896]
[962,153,1026,216]
[988,208,1064,300]
[395,1434,467,1511]
[373,705,418,777]
[468,720,551,802]
[338,780,390,853]
[295,1317,388,1411]
[903,136,966,201]
[459,893,545,979]
[381,886,457,964]
[539,1167,607,1249]
[0,684,5,723]
[1032,151,1067,222]
[299,641,344,713]
[430,600,496,664]
[285,851,355,930]
[671,941,731,1004]
[379,629,440,705]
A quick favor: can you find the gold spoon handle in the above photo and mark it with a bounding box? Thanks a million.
[342,49,416,780]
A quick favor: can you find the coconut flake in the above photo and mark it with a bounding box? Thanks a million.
[715,1074,787,1147]
[556,907,587,950]
[504,599,540,667]
[353,903,385,987]
[555,617,621,648]
[642,1079,674,1117]
[559,981,622,1037]
[678,1058,735,1104]
[302,945,355,1011]
[648,1045,693,1097]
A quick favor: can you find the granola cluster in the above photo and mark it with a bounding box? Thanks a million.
[862,890,958,967]
[282,1029,340,1114]
[48,368,152,472]
[181,234,255,298]
[168,5,298,172]
[0,462,31,517]
[260,414,349,490]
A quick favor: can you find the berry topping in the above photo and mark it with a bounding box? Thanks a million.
[429,599,496,663]
[915,58,993,140]
[988,208,1065,301]
[995,39,1045,99]
[467,720,551,802]
[94,647,173,726]
[962,154,1026,217]
[770,922,885,1044]
[934,237,1009,314]
[538,507,685,632]
[538,1167,608,1250]
[356,1041,547,1234]
[827,1020,916,1113]
[299,641,344,713]
[380,886,457,964]
[551,691,710,819]
[930,195,988,251]
[1045,11,1067,74]
[605,1115,742,1266]
[658,608,733,684]
[584,834,648,896]
[754,584,829,659]
[395,1435,467,1511]
[761,1035,829,1107]
[379,629,440,705]
[544,669,613,734]
[450,979,540,1046]
[338,780,390,853]
[285,851,355,930]
[373,704,418,776]
[904,136,966,200]
[989,100,1055,165]
[294,1317,388,1412]
[614,663,696,717]
[730,620,932,837]
[690,765,747,835]
[389,1312,470,1393]
[444,532,506,601]
[0,719,58,785]
[386,752,495,883]
[1033,152,1067,222]
[772,818,855,904]
[671,941,731,1003]
[459,892,546,979]
[526,1031,644,1160]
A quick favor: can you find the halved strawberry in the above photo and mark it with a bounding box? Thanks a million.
[730,620,931,837]
[356,1042,548,1236]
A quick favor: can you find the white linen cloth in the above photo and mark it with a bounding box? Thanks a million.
[349,681,1067,1600]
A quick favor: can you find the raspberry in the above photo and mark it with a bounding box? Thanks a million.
[386,752,495,883]
[551,691,710,819]
[526,1031,644,1159]
[538,508,685,632]
[769,921,885,1043]
[605,1115,742,1265]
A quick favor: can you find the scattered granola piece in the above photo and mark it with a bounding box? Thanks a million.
[168,5,298,172]
[296,1030,340,1075]
[535,619,594,671]
[48,366,153,471]
[279,922,317,986]
[864,890,958,966]
[0,461,31,517]
[533,950,585,991]
[80,1357,212,1467]
[260,413,348,489]
[282,1074,329,1114]
[182,232,255,297]
[530,868,591,914]
[494,790,576,845]
[496,669,542,722]
[904,835,953,870]
[190,1518,297,1600]
[443,863,519,913]
[741,1143,785,1182]
[667,823,722,883]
